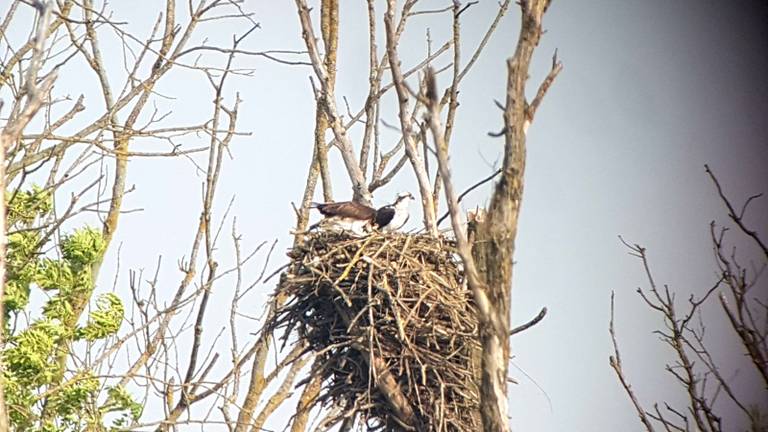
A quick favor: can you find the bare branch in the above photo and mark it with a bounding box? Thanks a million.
[436,168,502,227]
[295,0,371,204]
[705,164,767,259]
[609,292,657,432]
[509,307,547,336]
[384,0,438,235]
[424,66,508,432]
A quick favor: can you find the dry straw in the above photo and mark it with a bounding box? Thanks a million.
[268,231,481,431]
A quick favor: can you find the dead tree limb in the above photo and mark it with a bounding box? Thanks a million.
[295,0,371,205]
[705,164,767,259]
[425,67,508,431]
[609,292,657,432]
[419,0,558,429]
[469,1,556,430]
[384,0,438,236]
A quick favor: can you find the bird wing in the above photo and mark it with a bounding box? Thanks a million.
[316,201,376,220]
[375,206,396,227]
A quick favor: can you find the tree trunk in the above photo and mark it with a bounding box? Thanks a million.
[470,1,552,430]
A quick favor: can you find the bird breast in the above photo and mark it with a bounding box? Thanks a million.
[382,209,408,232]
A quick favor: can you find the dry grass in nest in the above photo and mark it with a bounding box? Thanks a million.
[268,231,481,431]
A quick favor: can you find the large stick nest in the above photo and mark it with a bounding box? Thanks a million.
[269,232,481,431]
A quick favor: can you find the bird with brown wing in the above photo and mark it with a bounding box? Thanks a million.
[309,192,414,237]
[309,200,377,237]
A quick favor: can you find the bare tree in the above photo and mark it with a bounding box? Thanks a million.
[424,1,559,429]
[610,166,768,432]
[0,0,308,430]
[283,0,558,430]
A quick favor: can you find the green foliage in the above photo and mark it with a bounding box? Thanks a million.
[3,231,38,310]
[2,187,138,431]
[3,319,65,385]
[44,373,99,426]
[76,294,124,341]
[6,186,52,226]
[3,187,50,313]
[60,227,106,270]
[103,386,143,429]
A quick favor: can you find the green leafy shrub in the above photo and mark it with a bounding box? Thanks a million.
[2,187,140,431]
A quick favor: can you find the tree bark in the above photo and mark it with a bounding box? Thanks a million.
[470,1,552,431]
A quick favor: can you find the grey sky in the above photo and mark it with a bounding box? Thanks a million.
[4,0,767,430]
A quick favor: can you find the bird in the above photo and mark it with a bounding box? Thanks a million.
[309,199,377,237]
[374,192,414,232]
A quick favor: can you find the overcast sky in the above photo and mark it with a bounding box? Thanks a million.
[4,1,768,430]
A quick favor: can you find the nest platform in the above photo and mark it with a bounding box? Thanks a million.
[270,231,481,431]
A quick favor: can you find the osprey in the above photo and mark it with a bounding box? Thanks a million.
[375,192,414,232]
[309,200,376,236]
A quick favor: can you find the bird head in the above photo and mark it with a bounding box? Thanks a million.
[394,192,414,206]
